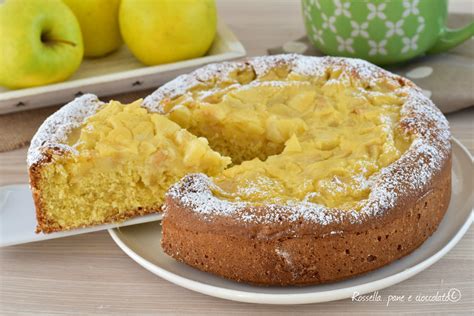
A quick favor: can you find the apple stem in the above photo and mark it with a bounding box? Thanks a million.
[41,32,77,47]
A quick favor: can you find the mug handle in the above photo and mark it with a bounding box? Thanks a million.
[427,21,474,54]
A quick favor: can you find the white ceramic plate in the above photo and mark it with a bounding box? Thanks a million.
[109,138,473,305]
[0,23,246,114]
[0,184,162,247]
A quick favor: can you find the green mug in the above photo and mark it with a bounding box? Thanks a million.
[302,0,474,65]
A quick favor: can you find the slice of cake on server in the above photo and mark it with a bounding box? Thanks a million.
[27,94,230,233]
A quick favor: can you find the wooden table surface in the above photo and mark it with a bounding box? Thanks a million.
[1,1,473,314]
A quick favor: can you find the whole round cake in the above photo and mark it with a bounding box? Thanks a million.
[143,54,451,286]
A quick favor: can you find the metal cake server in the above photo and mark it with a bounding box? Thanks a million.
[0,184,162,247]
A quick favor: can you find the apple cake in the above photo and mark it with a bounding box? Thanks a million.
[28,54,451,286]
[142,54,451,286]
[28,95,230,233]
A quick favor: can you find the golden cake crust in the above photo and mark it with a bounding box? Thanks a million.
[152,55,452,286]
[162,158,450,285]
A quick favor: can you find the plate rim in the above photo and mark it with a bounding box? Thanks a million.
[108,137,473,305]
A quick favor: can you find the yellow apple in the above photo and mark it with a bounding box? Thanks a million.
[63,0,122,57]
[119,0,217,65]
[0,0,83,89]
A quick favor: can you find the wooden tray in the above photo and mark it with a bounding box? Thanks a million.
[0,23,246,114]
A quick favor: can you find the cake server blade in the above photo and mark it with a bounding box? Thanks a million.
[0,184,162,247]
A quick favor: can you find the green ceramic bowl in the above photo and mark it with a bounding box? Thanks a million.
[302,0,474,65]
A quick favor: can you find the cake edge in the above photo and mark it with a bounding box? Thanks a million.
[162,153,451,285]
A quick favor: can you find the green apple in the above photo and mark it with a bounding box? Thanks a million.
[119,0,217,66]
[0,0,83,89]
[62,0,122,58]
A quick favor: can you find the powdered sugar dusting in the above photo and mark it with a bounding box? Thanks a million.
[143,62,249,113]
[160,54,451,226]
[167,173,345,225]
[27,94,104,167]
[143,54,411,112]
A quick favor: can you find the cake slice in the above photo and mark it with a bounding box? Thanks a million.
[28,94,231,233]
